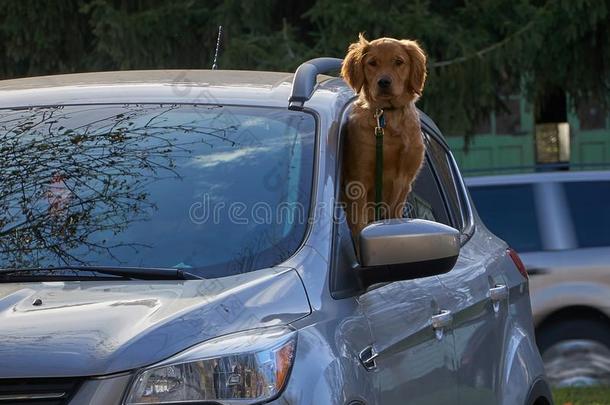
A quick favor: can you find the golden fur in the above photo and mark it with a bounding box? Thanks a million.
[341,34,427,239]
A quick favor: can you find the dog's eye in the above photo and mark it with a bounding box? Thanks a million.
[395,59,404,66]
[368,60,378,67]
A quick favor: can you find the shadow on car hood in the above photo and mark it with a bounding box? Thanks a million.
[0,267,310,378]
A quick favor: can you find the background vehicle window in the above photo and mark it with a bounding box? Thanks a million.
[564,180,610,248]
[469,184,542,252]
[425,134,464,230]
[405,158,451,226]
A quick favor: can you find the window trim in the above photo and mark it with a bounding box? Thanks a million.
[448,150,475,242]
[330,105,471,298]
[423,133,462,229]
[420,119,475,243]
[330,98,362,299]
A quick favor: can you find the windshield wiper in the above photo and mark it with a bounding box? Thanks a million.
[0,266,202,281]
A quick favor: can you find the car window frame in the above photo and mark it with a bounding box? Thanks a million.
[424,133,464,229]
[329,104,472,298]
[420,119,475,243]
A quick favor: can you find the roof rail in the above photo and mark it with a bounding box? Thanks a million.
[288,57,343,110]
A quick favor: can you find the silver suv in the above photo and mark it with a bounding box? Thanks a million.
[0,59,551,404]
[467,171,610,386]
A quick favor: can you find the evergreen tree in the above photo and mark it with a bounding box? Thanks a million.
[0,0,607,134]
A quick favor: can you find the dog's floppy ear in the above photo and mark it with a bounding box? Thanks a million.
[341,33,369,93]
[400,40,427,96]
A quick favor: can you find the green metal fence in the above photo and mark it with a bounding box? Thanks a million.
[445,98,610,176]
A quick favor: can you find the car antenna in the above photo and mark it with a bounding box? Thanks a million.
[212,25,223,70]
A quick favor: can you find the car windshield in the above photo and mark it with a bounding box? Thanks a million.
[0,104,315,278]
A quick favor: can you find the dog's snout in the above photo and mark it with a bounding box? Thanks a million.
[377,77,392,89]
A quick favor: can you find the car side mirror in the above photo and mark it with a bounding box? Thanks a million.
[356,218,460,289]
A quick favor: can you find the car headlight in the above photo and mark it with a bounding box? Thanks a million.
[124,327,296,404]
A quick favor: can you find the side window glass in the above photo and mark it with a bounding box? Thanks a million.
[425,134,464,230]
[406,158,451,226]
[469,184,542,252]
[564,181,610,248]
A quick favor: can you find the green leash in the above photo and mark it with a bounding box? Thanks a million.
[374,108,385,221]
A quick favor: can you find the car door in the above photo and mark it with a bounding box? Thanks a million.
[425,133,509,404]
[356,158,459,404]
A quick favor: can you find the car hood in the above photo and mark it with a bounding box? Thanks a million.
[0,267,310,378]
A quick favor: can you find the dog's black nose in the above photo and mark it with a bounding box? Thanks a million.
[378,77,392,89]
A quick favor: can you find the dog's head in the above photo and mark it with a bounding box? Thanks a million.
[341,34,427,106]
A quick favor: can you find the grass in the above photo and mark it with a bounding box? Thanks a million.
[553,386,610,405]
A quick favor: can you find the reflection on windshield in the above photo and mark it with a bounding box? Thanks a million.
[0,104,315,277]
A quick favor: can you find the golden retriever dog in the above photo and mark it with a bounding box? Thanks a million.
[341,34,427,240]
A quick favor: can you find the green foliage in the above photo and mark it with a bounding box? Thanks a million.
[0,0,89,76]
[0,0,608,134]
[83,0,216,69]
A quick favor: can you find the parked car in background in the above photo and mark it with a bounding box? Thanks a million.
[0,59,552,404]
[467,171,610,386]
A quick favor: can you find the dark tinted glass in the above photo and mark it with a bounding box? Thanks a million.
[564,181,610,248]
[405,159,450,225]
[469,184,542,252]
[425,135,464,229]
[0,104,315,276]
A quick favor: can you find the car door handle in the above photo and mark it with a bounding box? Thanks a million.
[431,310,452,340]
[431,309,453,329]
[489,284,508,302]
[358,345,379,371]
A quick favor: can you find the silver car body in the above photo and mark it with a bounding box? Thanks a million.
[0,70,550,404]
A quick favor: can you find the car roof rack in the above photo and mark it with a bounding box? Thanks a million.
[288,57,343,110]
